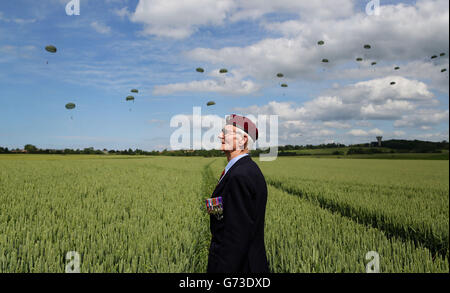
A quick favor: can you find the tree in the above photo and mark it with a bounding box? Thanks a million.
[24,144,38,153]
[83,147,95,154]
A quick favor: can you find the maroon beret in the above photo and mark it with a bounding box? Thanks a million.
[226,114,258,141]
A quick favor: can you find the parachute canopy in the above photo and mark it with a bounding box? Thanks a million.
[281,83,288,88]
[364,44,371,49]
[394,66,400,70]
[431,55,438,59]
[356,57,363,62]
[219,68,228,74]
[45,45,57,53]
[206,101,216,106]
[65,103,75,110]
[277,73,284,78]
[371,62,377,66]
[126,96,135,101]
[440,53,446,57]
[390,82,396,85]
[442,68,447,73]
[196,67,204,73]
[322,59,329,63]
[131,89,139,93]
[317,40,325,46]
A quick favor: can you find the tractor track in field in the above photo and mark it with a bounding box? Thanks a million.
[190,160,218,272]
[267,178,449,260]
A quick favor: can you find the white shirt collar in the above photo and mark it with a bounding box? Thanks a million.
[219,153,249,182]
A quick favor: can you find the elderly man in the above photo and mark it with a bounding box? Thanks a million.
[206,114,269,273]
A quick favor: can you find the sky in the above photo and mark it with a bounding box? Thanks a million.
[0,0,448,151]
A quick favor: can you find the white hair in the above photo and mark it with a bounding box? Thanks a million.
[235,127,255,151]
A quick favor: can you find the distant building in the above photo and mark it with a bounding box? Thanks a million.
[11,149,27,153]
[376,136,383,147]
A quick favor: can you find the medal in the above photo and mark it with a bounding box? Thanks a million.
[205,196,223,220]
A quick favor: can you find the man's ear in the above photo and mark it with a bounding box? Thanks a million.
[241,134,249,149]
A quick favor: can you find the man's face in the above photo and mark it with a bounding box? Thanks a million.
[218,125,245,152]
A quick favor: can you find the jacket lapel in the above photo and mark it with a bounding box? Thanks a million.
[213,155,251,194]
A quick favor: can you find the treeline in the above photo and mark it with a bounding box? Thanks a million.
[0,145,162,156]
[353,139,449,153]
[0,145,224,157]
[0,140,448,157]
[278,143,346,151]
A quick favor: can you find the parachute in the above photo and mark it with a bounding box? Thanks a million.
[126,96,135,112]
[431,55,438,59]
[442,68,447,73]
[196,67,205,73]
[390,82,396,85]
[45,45,57,64]
[65,103,75,120]
[207,101,216,106]
[277,73,284,78]
[320,59,330,72]
[363,44,372,62]
[281,84,288,88]
[355,57,364,69]
[371,62,377,66]
[219,68,228,74]
[394,66,400,70]
[65,103,76,110]
[45,45,57,53]
[440,53,446,57]
[131,89,139,93]
[317,40,325,46]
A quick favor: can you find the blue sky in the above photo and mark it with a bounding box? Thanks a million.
[0,0,448,151]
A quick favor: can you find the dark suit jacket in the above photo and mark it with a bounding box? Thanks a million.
[207,155,270,273]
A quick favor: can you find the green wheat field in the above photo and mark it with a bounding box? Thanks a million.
[0,155,448,273]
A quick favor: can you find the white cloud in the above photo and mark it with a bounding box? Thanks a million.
[323,121,352,129]
[347,128,383,137]
[333,76,434,103]
[360,99,416,120]
[264,0,449,62]
[130,0,235,39]
[234,101,307,120]
[393,130,406,137]
[153,73,261,96]
[91,21,112,34]
[129,0,355,39]
[232,71,447,144]
[229,0,355,22]
[412,130,449,141]
[233,74,438,122]
[185,0,449,87]
[347,129,369,137]
[394,109,449,128]
[355,120,373,127]
[114,7,131,19]
[311,129,336,136]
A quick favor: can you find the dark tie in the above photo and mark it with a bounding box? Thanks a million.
[215,170,226,188]
[219,169,225,181]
